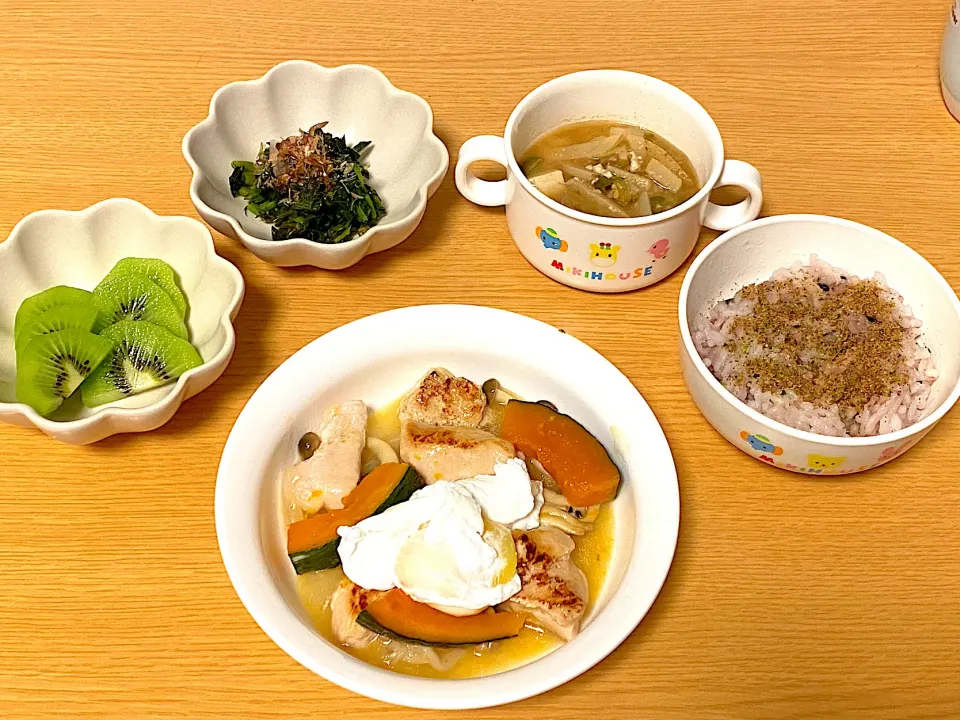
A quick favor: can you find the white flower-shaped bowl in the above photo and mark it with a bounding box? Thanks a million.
[0,199,245,445]
[182,61,449,269]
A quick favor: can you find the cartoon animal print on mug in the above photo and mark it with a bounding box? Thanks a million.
[536,226,568,252]
[589,242,620,267]
[648,238,670,260]
[739,431,783,456]
[807,454,846,471]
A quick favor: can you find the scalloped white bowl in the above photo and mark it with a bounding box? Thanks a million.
[183,61,449,269]
[0,199,245,444]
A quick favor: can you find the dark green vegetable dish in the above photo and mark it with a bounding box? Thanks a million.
[229,122,386,244]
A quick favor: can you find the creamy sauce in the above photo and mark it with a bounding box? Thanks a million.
[293,395,616,679]
[362,397,403,461]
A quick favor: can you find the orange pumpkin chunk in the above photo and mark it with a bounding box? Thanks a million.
[500,400,620,506]
[287,462,410,554]
[365,589,526,645]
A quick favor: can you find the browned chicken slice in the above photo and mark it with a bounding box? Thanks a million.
[499,527,588,641]
[282,400,367,514]
[400,420,515,483]
[399,368,486,428]
[329,578,384,648]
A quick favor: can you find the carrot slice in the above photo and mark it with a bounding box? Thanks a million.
[500,400,621,506]
[286,462,410,554]
[362,589,526,645]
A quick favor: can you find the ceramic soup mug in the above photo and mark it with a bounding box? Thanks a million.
[455,70,763,293]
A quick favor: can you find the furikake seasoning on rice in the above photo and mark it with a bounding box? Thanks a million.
[693,257,939,437]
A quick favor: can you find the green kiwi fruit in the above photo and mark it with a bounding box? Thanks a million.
[14,286,102,340]
[15,328,114,416]
[80,320,202,407]
[92,272,188,339]
[107,258,187,318]
[15,304,102,355]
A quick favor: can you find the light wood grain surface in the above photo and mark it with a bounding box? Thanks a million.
[2,1,960,718]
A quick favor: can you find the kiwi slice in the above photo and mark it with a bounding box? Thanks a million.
[93,272,188,339]
[107,258,187,318]
[15,328,114,416]
[15,304,102,355]
[80,320,202,408]
[14,286,101,340]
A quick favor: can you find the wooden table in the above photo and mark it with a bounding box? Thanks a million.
[2,1,959,718]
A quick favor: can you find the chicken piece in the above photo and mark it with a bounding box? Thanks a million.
[283,400,367,513]
[400,420,515,483]
[329,578,383,648]
[499,527,588,641]
[399,368,486,428]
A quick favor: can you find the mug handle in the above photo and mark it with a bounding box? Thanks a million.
[702,159,763,231]
[455,135,509,207]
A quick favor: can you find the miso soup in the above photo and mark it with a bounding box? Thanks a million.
[519,120,700,218]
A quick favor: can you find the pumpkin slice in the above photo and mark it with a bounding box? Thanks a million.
[500,400,621,507]
[287,462,422,574]
[356,588,526,647]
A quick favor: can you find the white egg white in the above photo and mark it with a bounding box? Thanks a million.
[456,457,544,531]
[337,459,542,613]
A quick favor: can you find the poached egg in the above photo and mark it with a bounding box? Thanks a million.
[337,457,543,614]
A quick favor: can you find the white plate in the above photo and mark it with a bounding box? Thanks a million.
[215,305,679,709]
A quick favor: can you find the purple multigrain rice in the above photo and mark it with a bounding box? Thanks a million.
[693,256,939,437]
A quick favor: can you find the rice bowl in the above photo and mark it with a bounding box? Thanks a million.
[692,256,939,437]
[678,215,960,476]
